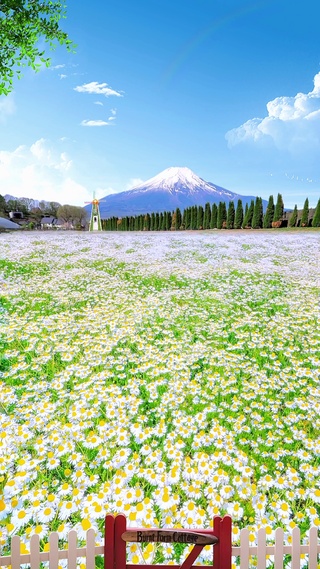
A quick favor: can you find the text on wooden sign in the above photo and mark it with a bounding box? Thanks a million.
[122,530,218,545]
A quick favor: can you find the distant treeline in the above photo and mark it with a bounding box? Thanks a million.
[102,194,320,231]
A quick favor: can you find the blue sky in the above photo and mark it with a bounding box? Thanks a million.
[1,0,320,209]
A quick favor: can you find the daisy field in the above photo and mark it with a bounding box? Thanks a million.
[0,230,319,564]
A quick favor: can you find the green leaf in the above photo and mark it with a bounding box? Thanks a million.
[0,0,75,94]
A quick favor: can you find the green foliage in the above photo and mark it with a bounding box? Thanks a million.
[242,199,254,228]
[46,201,61,217]
[196,205,204,229]
[143,213,150,231]
[0,258,48,277]
[101,194,320,232]
[0,195,44,218]
[210,203,218,228]
[252,197,263,229]
[57,204,87,227]
[226,200,235,229]
[0,0,75,95]
[301,198,309,227]
[289,204,298,227]
[312,198,320,227]
[203,202,211,229]
[273,193,284,222]
[263,195,274,228]
[182,207,190,229]
[217,201,227,229]
[175,207,182,230]
[0,194,8,216]
[190,206,197,229]
[234,199,243,229]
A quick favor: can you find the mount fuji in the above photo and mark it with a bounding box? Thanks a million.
[94,167,267,218]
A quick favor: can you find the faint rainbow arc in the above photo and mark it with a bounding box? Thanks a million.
[160,0,273,86]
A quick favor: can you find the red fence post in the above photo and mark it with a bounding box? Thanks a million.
[114,514,127,569]
[219,516,232,569]
[105,514,115,569]
[213,516,232,569]
[213,516,222,569]
[108,513,230,569]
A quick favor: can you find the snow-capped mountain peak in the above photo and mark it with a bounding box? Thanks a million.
[88,166,267,218]
[129,166,215,195]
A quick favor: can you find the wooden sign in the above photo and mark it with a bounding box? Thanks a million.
[122,530,218,545]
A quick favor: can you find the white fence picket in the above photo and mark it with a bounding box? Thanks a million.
[274,527,284,569]
[309,526,318,569]
[239,528,250,569]
[291,526,300,569]
[30,534,40,569]
[0,525,319,569]
[85,528,96,569]
[67,530,78,569]
[256,527,266,569]
[49,531,59,569]
[11,535,21,569]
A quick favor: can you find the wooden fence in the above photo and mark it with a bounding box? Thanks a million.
[0,515,319,569]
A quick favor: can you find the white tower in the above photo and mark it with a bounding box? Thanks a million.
[85,193,104,231]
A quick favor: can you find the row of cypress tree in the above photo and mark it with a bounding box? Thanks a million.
[101,194,320,231]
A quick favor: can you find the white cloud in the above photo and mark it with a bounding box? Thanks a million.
[81,109,117,127]
[29,138,72,171]
[51,64,66,70]
[226,72,320,152]
[81,119,112,127]
[74,81,123,97]
[59,74,67,80]
[94,101,104,106]
[126,178,144,190]
[0,139,92,205]
[95,186,119,196]
[107,108,117,121]
[95,178,145,197]
[30,138,52,162]
[58,152,73,171]
[0,95,16,122]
